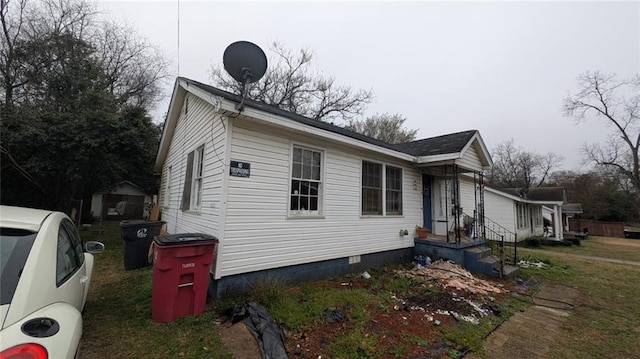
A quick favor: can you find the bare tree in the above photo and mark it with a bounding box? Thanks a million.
[563,71,640,205]
[210,42,373,123]
[489,139,563,188]
[94,20,169,108]
[1,0,167,109]
[344,113,418,144]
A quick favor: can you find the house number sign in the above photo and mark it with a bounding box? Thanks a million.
[230,161,251,177]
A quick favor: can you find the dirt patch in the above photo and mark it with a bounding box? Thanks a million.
[286,302,459,359]
[218,320,261,359]
[217,263,522,358]
[283,263,518,358]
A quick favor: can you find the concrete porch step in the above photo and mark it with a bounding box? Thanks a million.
[502,264,519,278]
[463,246,492,262]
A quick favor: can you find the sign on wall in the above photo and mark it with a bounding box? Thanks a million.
[230,161,251,178]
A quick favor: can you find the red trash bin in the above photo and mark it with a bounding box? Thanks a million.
[152,233,218,323]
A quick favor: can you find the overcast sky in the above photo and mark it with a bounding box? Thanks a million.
[99,0,639,171]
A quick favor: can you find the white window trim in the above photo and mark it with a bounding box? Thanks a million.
[181,144,205,213]
[516,203,530,229]
[360,159,404,217]
[190,146,205,211]
[287,143,325,219]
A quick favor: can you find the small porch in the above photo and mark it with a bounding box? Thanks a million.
[416,164,518,278]
[399,130,518,278]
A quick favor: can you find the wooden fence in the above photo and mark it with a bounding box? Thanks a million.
[568,219,625,238]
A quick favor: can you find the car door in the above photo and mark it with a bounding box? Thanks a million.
[55,219,86,310]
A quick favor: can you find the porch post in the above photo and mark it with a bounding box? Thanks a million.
[553,204,563,240]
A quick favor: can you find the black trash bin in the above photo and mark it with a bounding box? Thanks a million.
[120,220,165,270]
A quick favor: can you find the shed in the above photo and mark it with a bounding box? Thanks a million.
[90,181,151,220]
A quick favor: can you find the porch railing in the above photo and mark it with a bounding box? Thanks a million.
[481,216,518,265]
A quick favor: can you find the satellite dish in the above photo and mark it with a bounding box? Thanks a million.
[223,41,268,111]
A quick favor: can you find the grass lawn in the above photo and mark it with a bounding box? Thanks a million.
[79,222,640,359]
[79,221,231,359]
[79,220,524,358]
[525,236,640,262]
[519,249,640,358]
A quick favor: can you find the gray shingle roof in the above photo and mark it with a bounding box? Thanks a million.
[501,187,566,202]
[180,77,477,158]
[388,130,478,156]
[181,77,396,149]
[562,203,583,214]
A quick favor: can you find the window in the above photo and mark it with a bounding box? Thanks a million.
[1,228,37,305]
[290,146,322,215]
[386,166,403,215]
[361,161,403,216]
[362,161,382,215]
[181,146,204,211]
[438,180,452,217]
[56,220,83,286]
[164,166,171,207]
[516,203,529,229]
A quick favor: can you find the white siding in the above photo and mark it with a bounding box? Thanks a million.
[158,94,227,236]
[484,189,517,240]
[457,142,485,172]
[458,176,479,220]
[220,121,422,277]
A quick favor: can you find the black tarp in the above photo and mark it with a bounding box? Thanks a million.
[231,303,288,359]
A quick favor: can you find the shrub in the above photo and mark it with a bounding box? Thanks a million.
[526,238,541,247]
[248,276,287,308]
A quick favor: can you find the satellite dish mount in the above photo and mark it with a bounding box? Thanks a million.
[223,41,268,112]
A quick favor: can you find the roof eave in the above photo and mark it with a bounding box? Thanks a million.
[154,80,185,172]
[484,187,564,204]
[415,153,460,164]
[217,97,415,162]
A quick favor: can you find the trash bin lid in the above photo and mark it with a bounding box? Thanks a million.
[154,233,218,246]
[120,220,148,227]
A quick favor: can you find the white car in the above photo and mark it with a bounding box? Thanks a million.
[0,205,104,358]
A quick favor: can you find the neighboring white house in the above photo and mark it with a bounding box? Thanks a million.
[543,203,584,235]
[154,78,494,296]
[90,181,151,220]
[482,186,566,241]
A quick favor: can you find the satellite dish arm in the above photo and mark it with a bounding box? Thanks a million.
[235,67,253,112]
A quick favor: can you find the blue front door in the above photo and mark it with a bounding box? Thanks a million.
[422,173,433,231]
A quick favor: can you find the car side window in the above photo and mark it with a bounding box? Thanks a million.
[56,222,81,286]
[62,219,84,267]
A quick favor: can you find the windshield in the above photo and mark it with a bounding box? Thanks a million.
[0,228,37,305]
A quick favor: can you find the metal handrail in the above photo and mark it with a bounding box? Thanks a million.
[483,216,516,240]
[481,218,518,266]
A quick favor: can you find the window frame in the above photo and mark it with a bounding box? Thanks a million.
[56,219,83,287]
[385,165,403,215]
[288,144,324,218]
[361,160,404,217]
[517,203,529,229]
[191,146,205,210]
[361,161,383,216]
[181,145,205,212]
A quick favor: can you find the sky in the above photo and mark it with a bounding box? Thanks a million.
[98,0,639,171]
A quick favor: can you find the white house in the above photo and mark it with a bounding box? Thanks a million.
[154,78,493,296]
[481,186,566,241]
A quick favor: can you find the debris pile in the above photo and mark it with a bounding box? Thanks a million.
[397,260,505,295]
[517,260,548,268]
